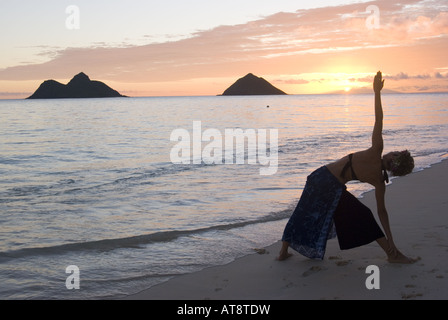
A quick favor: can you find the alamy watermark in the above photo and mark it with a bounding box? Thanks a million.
[365,5,380,30]
[64,4,379,31]
[64,264,379,292]
[66,5,80,30]
[365,265,380,290]
[170,121,278,176]
[65,265,80,290]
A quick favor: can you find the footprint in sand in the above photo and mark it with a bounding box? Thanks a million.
[402,283,424,299]
[302,266,327,277]
[328,256,352,266]
[253,248,269,255]
[402,292,423,299]
[214,278,229,292]
[335,260,351,266]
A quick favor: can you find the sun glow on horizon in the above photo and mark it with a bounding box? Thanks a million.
[1,0,448,98]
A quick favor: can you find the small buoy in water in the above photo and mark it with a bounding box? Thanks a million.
[267,105,270,108]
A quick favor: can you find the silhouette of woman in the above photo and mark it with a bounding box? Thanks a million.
[278,72,418,264]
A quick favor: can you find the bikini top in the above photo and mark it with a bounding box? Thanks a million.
[340,153,389,183]
[340,153,358,181]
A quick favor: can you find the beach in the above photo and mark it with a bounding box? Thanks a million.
[1,95,447,300]
[126,159,448,300]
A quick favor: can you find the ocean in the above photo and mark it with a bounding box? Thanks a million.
[0,94,447,299]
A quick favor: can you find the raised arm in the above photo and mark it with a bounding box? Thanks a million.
[371,71,385,152]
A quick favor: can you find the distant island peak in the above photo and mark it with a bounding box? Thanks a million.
[221,73,287,96]
[27,72,126,99]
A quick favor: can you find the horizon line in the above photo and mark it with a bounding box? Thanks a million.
[2,91,448,101]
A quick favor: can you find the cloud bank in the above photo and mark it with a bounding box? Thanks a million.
[1,0,447,94]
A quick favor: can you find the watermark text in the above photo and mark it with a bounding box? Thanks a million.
[66,5,80,30]
[365,265,380,290]
[170,121,278,176]
[65,265,80,290]
[366,5,380,30]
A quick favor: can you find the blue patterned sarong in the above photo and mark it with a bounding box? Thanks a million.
[281,166,346,260]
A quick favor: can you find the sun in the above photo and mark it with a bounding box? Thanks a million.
[344,87,351,92]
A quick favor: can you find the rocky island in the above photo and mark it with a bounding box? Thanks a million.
[221,73,287,96]
[27,72,125,99]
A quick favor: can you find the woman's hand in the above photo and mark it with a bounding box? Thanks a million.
[374,71,385,93]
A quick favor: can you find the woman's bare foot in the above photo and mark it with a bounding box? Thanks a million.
[387,251,421,264]
[277,251,293,261]
[277,241,293,261]
[376,238,420,264]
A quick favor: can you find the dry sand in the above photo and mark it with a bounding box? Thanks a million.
[126,160,448,300]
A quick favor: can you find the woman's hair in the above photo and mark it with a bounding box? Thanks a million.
[390,150,414,176]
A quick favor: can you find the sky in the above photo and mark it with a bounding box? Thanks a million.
[0,0,447,98]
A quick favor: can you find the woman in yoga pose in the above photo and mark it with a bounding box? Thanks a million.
[278,71,417,264]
